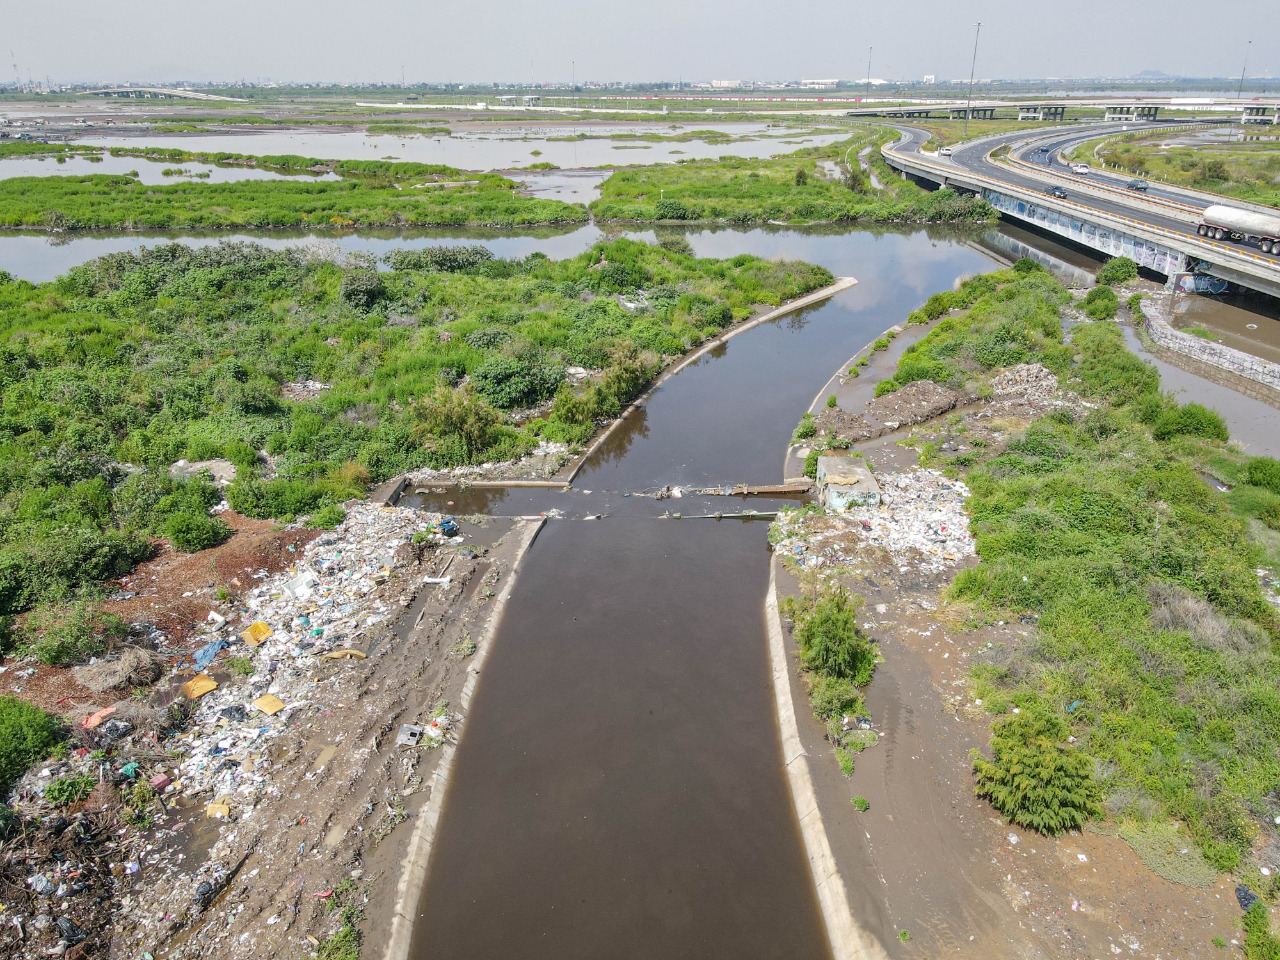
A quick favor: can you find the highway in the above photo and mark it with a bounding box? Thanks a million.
[885,122,1280,271]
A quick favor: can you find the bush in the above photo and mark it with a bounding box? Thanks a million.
[163,511,231,552]
[471,354,564,409]
[1152,402,1229,442]
[973,711,1102,835]
[850,795,870,812]
[21,601,128,667]
[808,672,864,722]
[1096,257,1138,286]
[792,413,817,442]
[1246,457,1280,494]
[0,696,64,796]
[45,773,95,808]
[338,269,383,310]
[785,585,876,685]
[306,504,346,529]
[803,449,820,479]
[227,478,326,520]
[1083,285,1119,320]
[654,198,693,220]
[874,379,899,398]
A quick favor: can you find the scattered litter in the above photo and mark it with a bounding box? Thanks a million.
[252,694,286,716]
[396,724,425,748]
[1237,884,1260,911]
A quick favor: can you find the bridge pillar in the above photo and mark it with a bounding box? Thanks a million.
[1018,107,1044,121]
[1104,105,1135,121]
[1242,105,1276,125]
[1135,105,1159,120]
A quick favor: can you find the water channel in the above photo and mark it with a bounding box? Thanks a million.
[402,231,994,959]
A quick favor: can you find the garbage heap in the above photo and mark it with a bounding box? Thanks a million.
[168,502,450,822]
[774,468,974,576]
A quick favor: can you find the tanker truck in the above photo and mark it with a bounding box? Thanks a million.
[1198,204,1280,254]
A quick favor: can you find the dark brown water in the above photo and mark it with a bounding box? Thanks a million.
[407,230,995,960]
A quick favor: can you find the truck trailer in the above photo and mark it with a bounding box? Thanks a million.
[1198,204,1280,254]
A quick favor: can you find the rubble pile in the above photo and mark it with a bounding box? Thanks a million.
[775,469,974,575]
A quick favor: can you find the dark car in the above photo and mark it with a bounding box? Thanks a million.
[1039,145,1051,153]
[1125,179,1150,192]
[1044,184,1067,199]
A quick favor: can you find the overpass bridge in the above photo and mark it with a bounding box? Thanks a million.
[880,123,1280,300]
[81,87,244,102]
[853,98,1280,124]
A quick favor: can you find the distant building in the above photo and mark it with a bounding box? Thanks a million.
[802,79,839,89]
[923,74,937,84]
[710,80,741,89]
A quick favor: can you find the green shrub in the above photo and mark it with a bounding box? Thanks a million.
[792,413,817,442]
[1243,901,1280,960]
[1096,257,1138,286]
[973,711,1102,835]
[808,672,865,722]
[785,585,876,685]
[1246,457,1280,494]
[306,504,347,529]
[1083,286,1119,320]
[826,394,838,409]
[163,511,231,552]
[0,696,64,796]
[873,379,899,398]
[803,449,820,479]
[1152,402,1229,442]
[851,795,870,812]
[44,773,95,808]
[338,269,383,310]
[471,353,564,409]
[21,601,127,667]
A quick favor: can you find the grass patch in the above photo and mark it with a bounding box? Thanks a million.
[591,132,995,225]
[0,148,586,231]
[891,272,1280,868]
[1117,818,1219,887]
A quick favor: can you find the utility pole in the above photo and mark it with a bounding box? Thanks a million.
[963,21,982,138]
[1237,40,1251,99]
[866,46,872,101]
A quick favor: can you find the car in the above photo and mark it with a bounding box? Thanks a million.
[1070,163,1090,175]
[1125,179,1149,192]
[1039,145,1051,153]
[938,146,954,157]
[1044,185,1067,199]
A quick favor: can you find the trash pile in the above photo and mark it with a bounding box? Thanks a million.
[983,363,1082,419]
[774,469,974,575]
[848,470,974,572]
[408,440,571,484]
[163,502,452,822]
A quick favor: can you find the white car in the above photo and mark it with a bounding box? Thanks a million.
[1070,163,1090,175]
[939,147,954,157]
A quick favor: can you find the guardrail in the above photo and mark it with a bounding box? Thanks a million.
[881,142,1280,281]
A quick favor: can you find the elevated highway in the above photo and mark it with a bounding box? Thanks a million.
[851,97,1280,124]
[81,87,244,102]
[881,123,1280,299]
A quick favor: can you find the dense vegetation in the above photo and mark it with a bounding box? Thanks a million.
[879,268,1280,876]
[0,239,830,628]
[0,165,586,231]
[591,134,996,225]
[782,583,879,775]
[0,695,63,795]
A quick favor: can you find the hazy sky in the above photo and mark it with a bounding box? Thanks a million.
[8,1,1276,85]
